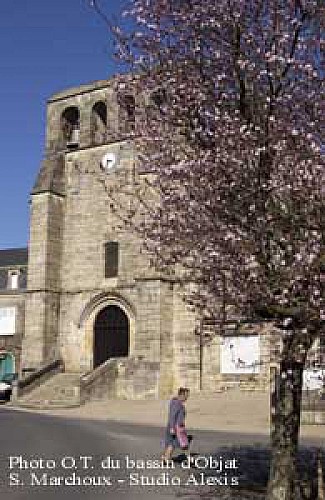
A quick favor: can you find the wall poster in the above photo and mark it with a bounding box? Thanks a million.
[221,335,260,374]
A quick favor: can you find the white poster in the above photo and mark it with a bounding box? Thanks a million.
[0,307,16,335]
[303,368,325,391]
[221,335,260,374]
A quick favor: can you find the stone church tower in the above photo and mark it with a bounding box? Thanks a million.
[20,78,203,399]
[6,76,275,406]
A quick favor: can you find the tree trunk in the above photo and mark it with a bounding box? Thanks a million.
[266,359,304,500]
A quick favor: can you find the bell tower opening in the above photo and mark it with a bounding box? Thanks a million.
[61,106,80,149]
[91,101,107,145]
[93,305,129,368]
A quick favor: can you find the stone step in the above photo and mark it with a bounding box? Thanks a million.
[14,399,81,409]
[16,372,81,409]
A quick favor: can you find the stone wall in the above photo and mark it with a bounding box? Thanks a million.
[21,190,63,371]
[172,287,199,392]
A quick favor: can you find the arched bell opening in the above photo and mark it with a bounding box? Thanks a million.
[91,101,107,145]
[61,106,80,149]
[118,94,136,134]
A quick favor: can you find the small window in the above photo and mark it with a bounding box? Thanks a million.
[8,271,19,290]
[105,242,119,278]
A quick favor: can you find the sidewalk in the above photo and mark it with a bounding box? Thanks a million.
[10,389,325,440]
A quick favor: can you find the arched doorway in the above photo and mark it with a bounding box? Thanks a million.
[93,305,129,368]
[0,352,15,380]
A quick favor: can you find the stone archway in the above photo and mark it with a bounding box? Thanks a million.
[93,305,130,368]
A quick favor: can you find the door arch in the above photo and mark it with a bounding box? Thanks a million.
[93,305,129,368]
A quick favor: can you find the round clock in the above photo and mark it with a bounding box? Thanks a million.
[101,152,116,171]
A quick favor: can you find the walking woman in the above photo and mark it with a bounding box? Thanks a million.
[162,387,190,461]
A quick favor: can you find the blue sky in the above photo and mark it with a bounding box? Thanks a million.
[0,0,125,249]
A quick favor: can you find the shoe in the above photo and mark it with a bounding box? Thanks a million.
[161,455,173,465]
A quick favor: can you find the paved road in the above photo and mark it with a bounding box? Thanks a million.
[0,407,322,500]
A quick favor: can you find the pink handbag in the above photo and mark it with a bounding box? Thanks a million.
[176,424,189,449]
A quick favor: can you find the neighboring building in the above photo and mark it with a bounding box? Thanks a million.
[1,78,278,402]
[0,248,27,379]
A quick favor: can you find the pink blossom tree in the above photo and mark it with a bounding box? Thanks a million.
[92,0,324,497]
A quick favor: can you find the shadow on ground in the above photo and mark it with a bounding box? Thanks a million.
[173,446,323,500]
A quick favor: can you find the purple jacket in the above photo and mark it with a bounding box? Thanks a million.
[167,397,185,430]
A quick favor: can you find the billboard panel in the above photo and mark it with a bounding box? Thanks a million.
[221,335,260,374]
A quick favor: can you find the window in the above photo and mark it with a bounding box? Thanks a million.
[0,307,16,335]
[8,271,19,290]
[104,242,119,278]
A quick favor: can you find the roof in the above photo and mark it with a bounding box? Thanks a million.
[48,78,112,103]
[0,248,28,268]
[47,73,133,103]
[32,154,65,195]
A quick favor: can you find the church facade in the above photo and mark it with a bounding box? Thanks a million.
[0,78,275,401]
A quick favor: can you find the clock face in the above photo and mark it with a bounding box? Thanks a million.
[101,152,116,171]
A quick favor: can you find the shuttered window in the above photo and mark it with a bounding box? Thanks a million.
[104,242,119,278]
